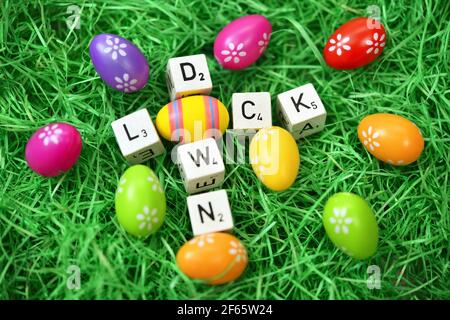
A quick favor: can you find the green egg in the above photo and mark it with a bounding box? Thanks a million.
[323,192,378,259]
[115,164,166,237]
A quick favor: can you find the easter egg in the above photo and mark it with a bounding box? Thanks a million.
[115,165,166,237]
[89,34,149,93]
[176,232,248,285]
[323,17,387,69]
[25,122,82,177]
[357,113,424,166]
[249,126,300,191]
[323,192,378,259]
[214,14,272,70]
[155,95,229,143]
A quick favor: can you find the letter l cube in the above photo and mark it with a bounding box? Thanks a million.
[111,109,165,164]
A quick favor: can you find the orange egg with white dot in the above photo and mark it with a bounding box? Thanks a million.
[176,233,248,285]
[249,126,300,191]
[357,113,424,166]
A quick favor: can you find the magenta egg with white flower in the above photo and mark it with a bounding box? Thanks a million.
[25,123,82,177]
[213,15,272,70]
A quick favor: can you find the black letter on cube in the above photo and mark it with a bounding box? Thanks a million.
[188,147,217,167]
[123,124,139,141]
[196,178,216,190]
[198,201,215,223]
[291,93,310,112]
[180,62,196,81]
[242,100,256,120]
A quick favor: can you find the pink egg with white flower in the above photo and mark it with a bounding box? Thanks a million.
[25,123,82,177]
[214,14,272,70]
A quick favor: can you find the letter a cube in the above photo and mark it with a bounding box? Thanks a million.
[187,190,233,236]
[111,109,165,164]
[176,138,225,194]
[277,83,327,139]
[166,54,213,101]
[232,92,272,131]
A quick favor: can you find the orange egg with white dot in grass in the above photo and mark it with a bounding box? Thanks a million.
[176,233,248,285]
[357,113,424,166]
[249,126,300,191]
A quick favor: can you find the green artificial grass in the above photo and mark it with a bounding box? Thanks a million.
[0,0,449,300]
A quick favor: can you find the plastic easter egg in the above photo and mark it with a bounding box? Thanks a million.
[249,126,300,191]
[214,14,272,70]
[155,95,229,143]
[176,233,248,285]
[25,122,82,177]
[357,113,424,166]
[323,17,387,69]
[89,34,149,93]
[115,165,166,237]
[323,192,378,259]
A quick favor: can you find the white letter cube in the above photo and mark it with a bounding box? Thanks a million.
[187,189,233,236]
[166,54,212,101]
[111,109,165,164]
[232,92,272,131]
[176,138,225,194]
[277,83,327,139]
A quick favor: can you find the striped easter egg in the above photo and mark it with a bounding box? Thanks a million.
[155,95,229,143]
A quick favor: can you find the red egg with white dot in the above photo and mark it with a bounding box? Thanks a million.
[323,17,387,69]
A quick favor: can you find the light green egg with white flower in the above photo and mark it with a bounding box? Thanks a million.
[323,192,378,259]
[115,165,166,237]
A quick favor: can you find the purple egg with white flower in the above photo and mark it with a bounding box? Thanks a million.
[89,34,149,93]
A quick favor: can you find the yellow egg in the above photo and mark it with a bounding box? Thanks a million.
[155,95,229,143]
[249,126,300,191]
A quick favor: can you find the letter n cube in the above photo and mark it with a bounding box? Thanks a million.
[187,190,233,236]
[166,54,213,101]
[176,138,225,194]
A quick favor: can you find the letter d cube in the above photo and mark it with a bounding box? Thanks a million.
[177,138,225,194]
[166,54,213,101]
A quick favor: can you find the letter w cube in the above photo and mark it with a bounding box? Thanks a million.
[176,138,225,194]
